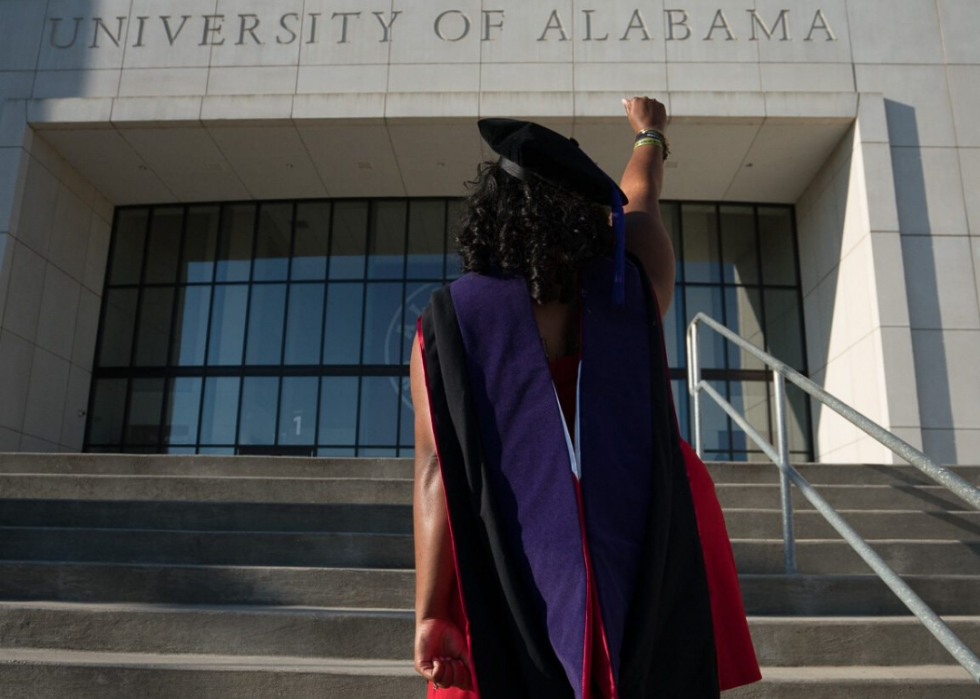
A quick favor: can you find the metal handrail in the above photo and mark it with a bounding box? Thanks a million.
[686,312,980,683]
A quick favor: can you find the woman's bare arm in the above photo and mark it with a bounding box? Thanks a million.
[619,97,676,316]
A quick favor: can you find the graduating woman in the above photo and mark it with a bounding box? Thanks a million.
[410,97,762,698]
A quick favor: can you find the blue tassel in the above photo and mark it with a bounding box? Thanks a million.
[610,184,626,307]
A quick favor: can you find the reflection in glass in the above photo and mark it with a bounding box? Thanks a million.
[165,377,202,445]
[144,207,183,284]
[134,287,174,367]
[682,204,720,284]
[724,286,765,371]
[765,289,804,371]
[330,201,368,279]
[660,202,683,277]
[700,380,730,452]
[98,289,139,367]
[208,285,248,366]
[759,207,797,286]
[445,199,464,280]
[368,200,407,279]
[200,377,240,445]
[293,202,330,280]
[407,200,445,279]
[284,283,324,365]
[770,381,808,453]
[239,377,278,445]
[661,295,684,369]
[729,380,770,452]
[215,204,255,282]
[181,205,220,283]
[359,376,399,446]
[399,376,414,446]
[319,377,358,445]
[685,286,725,369]
[125,378,165,445]
[245,284,286,365]
[279,377,318,445]
[720,205,758,285]
[402,283,438,365]
[362,283,403,365]
[88,378,127,444]
[172,286,211,366]
[253,203,293,281]
[108,209,149,285]
[323,283,363,365]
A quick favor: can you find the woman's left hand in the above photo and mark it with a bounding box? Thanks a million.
[414,617,473,690]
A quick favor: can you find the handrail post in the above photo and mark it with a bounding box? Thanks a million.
[687,320,704,458]
[773,371,797,574]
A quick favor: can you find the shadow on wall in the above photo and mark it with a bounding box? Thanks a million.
[888,99,953,462]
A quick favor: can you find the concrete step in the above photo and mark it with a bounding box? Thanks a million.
[3,475,974,512]
[724,509,980,540]
[0,500,413,534]
[2,453,977,487]
[1,562,977,616]
[0,527,414,568]
[1,601,977,668]
[0,475,413,504]
[0,649,426,699]
[726,665,976,698]
[4,526,977,574]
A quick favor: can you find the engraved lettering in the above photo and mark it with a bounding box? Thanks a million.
[49,17,84,49]
[582,10,608,41]
[373,11,401,43]
[90,16,126,48]
[482,10,505,41]
[621,10,651,41]
[704,9,735,40]
[805,9,837,41]
[132,16,148,47]
[277,12,299,44]
[665,9,691,41]
[237,13,263,45]
[160,15,191,46]
[434,11,471,42]
[200,15,225,46]
[307,13,321,44]
[332,12,361,44]
[538,10,568,41]
[747,9,789,40]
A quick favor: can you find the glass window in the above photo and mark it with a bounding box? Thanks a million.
[729,380,770,451]
[724,286,765,371]
[172,286,211,366]
[125,378,165,445]
[181,205,220,283]
[319,377,359,445]
[362,282,403,365]
[284,283,325,365]
[215,204,255,282]
[759,207,797,286]
[402,282,438,365]
[279,377,318,445]
[407,200,445,279]
[368,200,407,279]
[685,286,725,369]
[660,202,683,278]
[144,207,183,284]
[88,378,127,445]
[239,377,279,445]
[200,377,240,445]
[165,377,202,445]
[359,376,399,446]
[208,285,248,366]
[108,209,149,285]
[134,287,174,367]
[323,283,363,365]
[765,289,805,372]
[253,203,293,282]
[98,289,139,367]
[720,205,758,285]
[330,201,368,279]
[398,376,414,447]
[681,203,720,284]
[293,202,330,280]
[445,199,464,280]
[245,284,286,365]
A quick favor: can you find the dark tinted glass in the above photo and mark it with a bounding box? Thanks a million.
[367,200,407,279]
[323,283,363,364]
[407,200,445,279]
[682,203,720,284]
[98,289,138,367]
[171,286,210,366]
[284,283,325,365]
[293,202,330,280]
[88,378,127,444]
[200,377,240,445]
[164,377,202,445]
[279,377,318,445]
[125,378,165,445]
[330,201,368,279]
[215,204,255,282]
[134,287,174,366]
[239,377,279,445]
[208,285,248,365]
[359,376,399,445]
[760,206,797,285]
[362,283,403,365]
[720,205,758,285]
[144,207,183,284]
[107,209,148,285]
[180,205,220,283]
[253,203,293,281]
[245,284,286,365]
[319,377,358,445]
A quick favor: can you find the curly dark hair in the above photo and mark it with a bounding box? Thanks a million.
[453,159,611,304]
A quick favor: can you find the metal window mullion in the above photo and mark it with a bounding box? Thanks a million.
[395,199,411,455]
[119,206,155,448]
[275,202,299,448]
[354,202,374,455]
[234,203,262,454]
[193,204,227,454]
[316,201,335,453]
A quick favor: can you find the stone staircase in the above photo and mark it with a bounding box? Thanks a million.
[0,453,977,698]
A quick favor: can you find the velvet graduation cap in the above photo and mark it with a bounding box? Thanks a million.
[477,118,631,305]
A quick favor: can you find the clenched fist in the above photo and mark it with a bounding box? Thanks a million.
[622,96,667,135]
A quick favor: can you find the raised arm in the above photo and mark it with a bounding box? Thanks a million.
[619,97,676,316]
[410,330,472,691]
